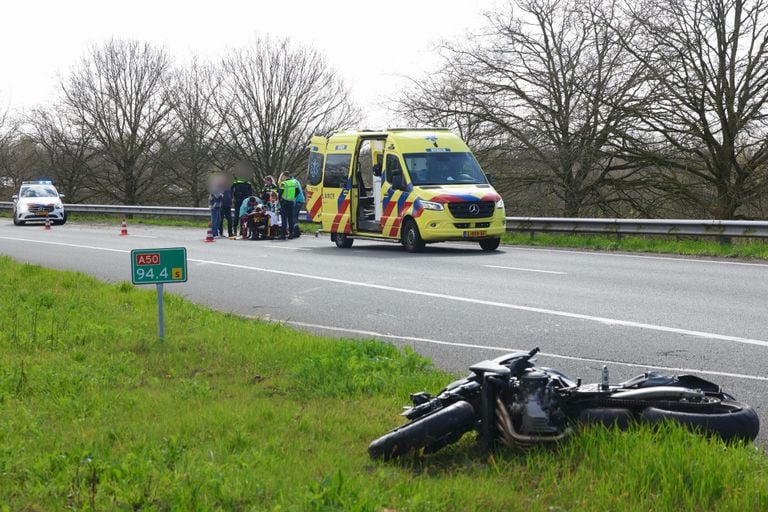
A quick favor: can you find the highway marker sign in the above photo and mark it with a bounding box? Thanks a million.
[130,247,188,339]
[131,247,187,285]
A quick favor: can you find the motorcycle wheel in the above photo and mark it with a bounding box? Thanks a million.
[640,400,759,442]
[368,401,477,460]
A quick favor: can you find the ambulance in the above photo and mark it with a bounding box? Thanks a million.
[304,128,506,252]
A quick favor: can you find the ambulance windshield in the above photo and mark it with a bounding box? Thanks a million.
[403,152,487,186]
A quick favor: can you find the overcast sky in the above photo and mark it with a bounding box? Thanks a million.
[1,0,501,127]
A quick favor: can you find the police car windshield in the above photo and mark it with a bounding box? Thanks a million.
[21,186,58,198]
[404,152,487,186]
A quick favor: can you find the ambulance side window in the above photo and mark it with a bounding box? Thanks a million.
[308,152,324,186]
[324,153,351,188]
[385,154,402,183]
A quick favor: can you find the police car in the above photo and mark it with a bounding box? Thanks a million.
[11,181,67,226]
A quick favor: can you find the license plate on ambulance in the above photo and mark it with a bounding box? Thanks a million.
[463,230,487,238]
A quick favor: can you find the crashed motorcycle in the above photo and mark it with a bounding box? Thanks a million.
[369,348,759,460]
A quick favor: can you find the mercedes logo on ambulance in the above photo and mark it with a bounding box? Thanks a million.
[469,203,480,216]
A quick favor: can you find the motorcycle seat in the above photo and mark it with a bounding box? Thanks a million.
[469,360,511,377]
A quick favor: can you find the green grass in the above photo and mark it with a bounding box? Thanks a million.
[502,231,768,259]
[1,256,768,510]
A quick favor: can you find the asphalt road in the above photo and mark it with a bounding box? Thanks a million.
[2,220,768,438]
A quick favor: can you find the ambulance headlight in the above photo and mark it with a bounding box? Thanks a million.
[495,197,505,209]
[421,200,444,211]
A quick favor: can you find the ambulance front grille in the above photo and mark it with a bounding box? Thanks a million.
[448,201,494,218]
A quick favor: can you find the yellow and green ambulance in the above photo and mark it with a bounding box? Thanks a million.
[305,128,506,252]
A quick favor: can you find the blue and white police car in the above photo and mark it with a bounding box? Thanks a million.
[11,181,67,225]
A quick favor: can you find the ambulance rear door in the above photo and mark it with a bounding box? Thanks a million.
[305,136,326,222]
[321,138,355,235]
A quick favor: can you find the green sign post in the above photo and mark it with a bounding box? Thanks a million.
[130,247,188,339]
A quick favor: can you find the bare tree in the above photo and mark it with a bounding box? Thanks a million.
[393,74,510,172]
[0,97,14,149]
[0,136,45,196]
[0,102,25,196]
[616,0,768,219]
[217,37,360,181]
[163,58,224,206]
[433,0,648,216]
[61,39,173,204]
[26,104,96,202]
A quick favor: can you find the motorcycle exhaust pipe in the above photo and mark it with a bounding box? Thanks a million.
[495,398,571,447]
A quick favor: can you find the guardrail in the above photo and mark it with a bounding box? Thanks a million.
[505,217,768,239]
[2,202,766,240]
[0,202,211,217]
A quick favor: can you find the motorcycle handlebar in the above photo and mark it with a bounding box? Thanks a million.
[529,347,540,357]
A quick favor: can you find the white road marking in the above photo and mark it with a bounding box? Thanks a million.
[126,235,157,239]
[505,246,768,268]
[185,257,768,348]
[0,237,130,254]
[283,320,768,382]
[3,235,768,349]
[261,245,310,251]
[484,264,565,275]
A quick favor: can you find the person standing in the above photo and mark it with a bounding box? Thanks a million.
[231,176,253,238]
[266,191,282,238]
[291,175,305,238]
[220,178,234,237]
[261,175,278,204]
[278,172,297,239]
[208,184,224,238]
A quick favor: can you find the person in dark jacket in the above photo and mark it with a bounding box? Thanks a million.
[208,186,223,238]
[219,182,234,237]
[231,176,253,239]
[290,175,305,238]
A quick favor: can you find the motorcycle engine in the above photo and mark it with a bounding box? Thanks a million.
[511,370,563,435]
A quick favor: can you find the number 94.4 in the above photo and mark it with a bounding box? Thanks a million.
[136,267,168,280]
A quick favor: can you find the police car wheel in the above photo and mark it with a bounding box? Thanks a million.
[13,213,24,226]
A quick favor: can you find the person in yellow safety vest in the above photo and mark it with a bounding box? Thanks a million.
[278,172,297,239]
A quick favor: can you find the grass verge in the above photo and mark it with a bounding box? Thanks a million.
[1,256,768,510]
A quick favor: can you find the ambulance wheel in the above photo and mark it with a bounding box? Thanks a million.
[335,233,354,248]
[402,219,425,253]
[479,238,500,251]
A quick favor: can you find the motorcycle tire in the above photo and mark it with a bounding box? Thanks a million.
[368,401,477,460]
[640,400,759,442]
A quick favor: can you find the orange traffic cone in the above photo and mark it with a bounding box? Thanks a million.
[204,221,215,243]
[120,218,129,236]
[43,217,52,230]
